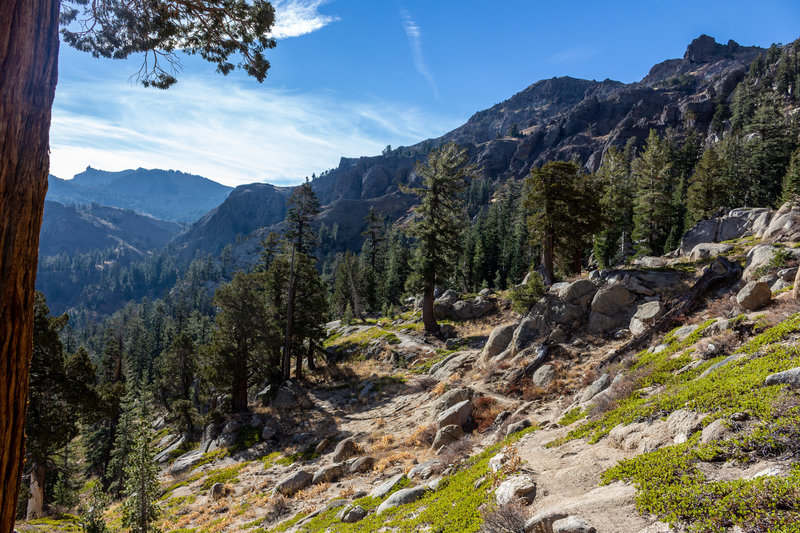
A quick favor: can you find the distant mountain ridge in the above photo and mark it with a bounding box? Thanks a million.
[47,167,233,223]
[39,200,183,257]
[174,35,768,260]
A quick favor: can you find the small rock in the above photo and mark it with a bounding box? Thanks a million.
[340,505,367,523]
[347,456,376,474]
[222,419,243,435]
[736,281,771,311]
[273,470,313,496]
[481,324,517,363]
[332,438,361,463]
[368,473,406,499]
[731,412,749,422]
[445,338,463,350]
[261,423,278,441]
[666,409,703,444]
[315,438,331,455]
[434,388,473,413]
[359,382,375,399]
[210,482,232,501]
[525,511,569,533]
[778,267,798,282]
[155,435,186,464]
[613,329,630,340]
[436,400,473,430]
[169,450,204,475]
[488,453,506,472]
[495,475,537,505]
[312,463,344,485]
[580,373,611,404]
[701,419,729,444]
[671,325,698,341]
[765,367,800,388]
[552,516,597,533]
[408,459,442,480]
[506,419,531,437]
[376,486,430,514]
[532,364,556,389]
[431,424,463,452]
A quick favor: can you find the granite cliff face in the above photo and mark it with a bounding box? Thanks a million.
[173,183,293,260]
[309,35,764,204]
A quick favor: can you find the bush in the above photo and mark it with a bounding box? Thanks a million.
[509,272,545,314]
[480,500,528,533]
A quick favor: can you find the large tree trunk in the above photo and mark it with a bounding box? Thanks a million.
[306,342,315,371]
[25,462,46,520]
[0,0,60,529]
[295,342,303,380]
[541,231,554,285]
[422,285,437,333]
[231,360,248,412]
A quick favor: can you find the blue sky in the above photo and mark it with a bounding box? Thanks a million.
[51,0,800,187]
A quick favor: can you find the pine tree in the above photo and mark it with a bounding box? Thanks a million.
[80,484,110,533]
[51,443,81,510]
[663,129,701,252]
[361,208,386,310]
[742,96,794,206]
[107,382,138,496]
[289,252,327,376]
[121,390,161,533]
[283,180,322,379]
[525,161,601,283]
[25,293,98,518]
[631,129,674,255]
[593,146,634,268]
[405,142,473,333]
[687,145,727,224]
[383,228,411,306]
[155,332,199,435]
[206,271,278,412]
[781,147,800,207]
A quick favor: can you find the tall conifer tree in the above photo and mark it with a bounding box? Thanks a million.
[405,143,473,333]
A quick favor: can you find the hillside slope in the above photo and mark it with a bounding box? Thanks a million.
[22,203,800,533]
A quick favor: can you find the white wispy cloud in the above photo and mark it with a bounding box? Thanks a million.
[49,77,457,186]
[548,46,599,65]
[270,0,339,39]
[399,8,439,99]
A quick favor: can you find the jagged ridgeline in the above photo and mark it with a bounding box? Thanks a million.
[20,35,800,533]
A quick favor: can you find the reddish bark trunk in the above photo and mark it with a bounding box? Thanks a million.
[0,0,60,529]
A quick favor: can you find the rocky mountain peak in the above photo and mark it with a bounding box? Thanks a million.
[683,34,756,63]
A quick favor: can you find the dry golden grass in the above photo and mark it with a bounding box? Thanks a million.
[375,450,416,473]
[338,486,356,499]
[369,434,395,452]
[405,424,437,448]
[453,318,497,339]
[295,483,329,501]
